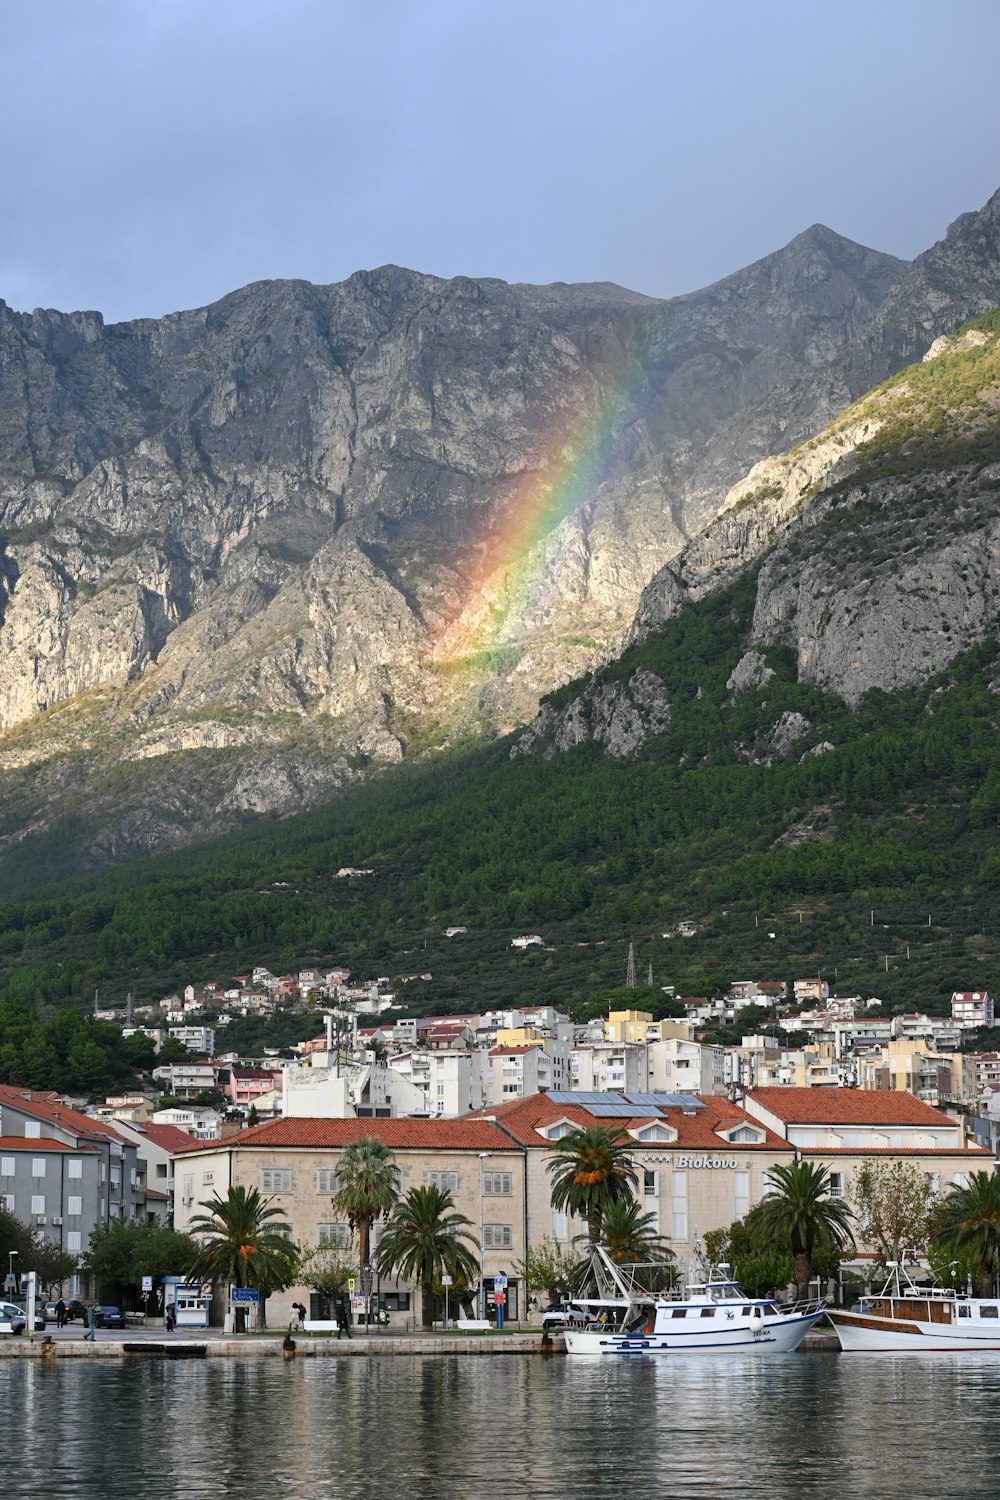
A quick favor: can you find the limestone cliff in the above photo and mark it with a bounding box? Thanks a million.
[2,188,1000,857]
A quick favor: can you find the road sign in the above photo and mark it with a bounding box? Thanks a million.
[231,1287,259,1304]
[441,1274,453,1286]
[494,1272,508,1290]
[141,1275,153,1292]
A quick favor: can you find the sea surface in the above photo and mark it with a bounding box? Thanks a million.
[3,1351,997,1499]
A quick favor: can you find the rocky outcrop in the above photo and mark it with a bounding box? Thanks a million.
[511,668,670,759]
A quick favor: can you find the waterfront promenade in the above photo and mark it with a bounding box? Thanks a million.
[0,1322,841,1358]
[0,1321,554,1358]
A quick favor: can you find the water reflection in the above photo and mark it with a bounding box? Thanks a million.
[2,1352,999,1499]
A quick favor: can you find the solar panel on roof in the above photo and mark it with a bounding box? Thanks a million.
[587,1102,660,1117]
[546,1091,628,1107]
[625,1092,706,1110]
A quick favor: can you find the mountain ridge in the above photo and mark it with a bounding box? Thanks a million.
[1,190,999,866]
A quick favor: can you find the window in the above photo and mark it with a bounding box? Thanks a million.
[829,1173,844,1199]
[1,1194,13,1213]
[31,1159,46,1178]
[953,1173,969,1190]
[67,1160,83,1180]
[981,1306,999,1319]
[24,1122,40,1139]
[672,1171,686,1199]
[67,1196,82,1217]
[727,1127,761,1143]
[156,1164,168,1179]
[483,1172,512,1196]
[428,1171,459,1192]
[551,1209,568,1240]
[672,1211,687,1241]
[31,1195,45,1215]
[201,1171,214,1184]
[261,1168,294,1193]
[643,1169,657,1198]
[315,1169,338,1193]
[0,1157,13,1177]
[317,1223,351,1248]
[483,1224,512,1249]
[67,1231,82,1253]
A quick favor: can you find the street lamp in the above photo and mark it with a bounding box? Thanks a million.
[478,1152,489,1319]
[7,1251,17,1294]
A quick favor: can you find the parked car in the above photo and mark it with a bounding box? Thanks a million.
[0,1299,27,1334]
[60,1299,88,1323]
[94,1305,126,1329]
[4,1298,47,1332]
[541,1303,589,1330]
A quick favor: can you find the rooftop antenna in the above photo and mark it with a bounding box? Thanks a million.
[125,991,133,1029]
[626,943,636,989]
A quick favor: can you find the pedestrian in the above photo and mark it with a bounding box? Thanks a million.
[165,1305,175,1333]
[336,1295,351,1339]
[83,1304,97,1341]
[55,1298,66,1329]
[294,1301,306,1328]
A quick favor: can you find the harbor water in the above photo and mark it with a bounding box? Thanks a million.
[3,1351,998,1499]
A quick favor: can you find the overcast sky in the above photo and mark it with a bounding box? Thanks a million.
[4,0,1000,324]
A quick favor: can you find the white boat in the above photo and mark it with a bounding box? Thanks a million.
[827,1263,1000,1352]
[560,1246,825,1357]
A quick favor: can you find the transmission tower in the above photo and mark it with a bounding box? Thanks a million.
[625,942,636,989]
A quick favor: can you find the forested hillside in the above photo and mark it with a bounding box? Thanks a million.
[1,562,999,1063]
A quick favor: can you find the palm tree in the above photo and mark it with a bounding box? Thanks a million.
[548,1125,638,1243]
[187,1185,298,1331]
[331,1136,400,1272]
[596,1197,674,1283]
[750,1161,854,1298]
[375,1184,480,1330]
[931,1171,1000,1296]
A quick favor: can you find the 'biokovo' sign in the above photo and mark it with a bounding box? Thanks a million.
[675,1156,739,1169]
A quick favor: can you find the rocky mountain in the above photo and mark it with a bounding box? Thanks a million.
[517,314,1000,761]
[2,189,1000,861]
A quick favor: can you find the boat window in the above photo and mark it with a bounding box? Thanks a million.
[741,1306,751,1316]
[980,1306,998,1319]
[700,1309,715,1318]
[671,1309,687,1319]
[958,1306,971,1318]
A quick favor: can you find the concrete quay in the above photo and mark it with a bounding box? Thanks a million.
[0,1326,557,1359]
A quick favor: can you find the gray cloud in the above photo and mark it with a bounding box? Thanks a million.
[3,0,999,322]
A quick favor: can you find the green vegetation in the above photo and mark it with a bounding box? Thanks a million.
[0,1206,78,1291]
[548,1125,639,1245]
[374,1184,480,1330]
[187,1185,298,1331]
[750,1162,855,1297]
[84,1219,199,1306]
[930,1171,1000,1296]
[331,1137,401,1269]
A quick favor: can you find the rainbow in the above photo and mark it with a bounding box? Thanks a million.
[432,360,649,666]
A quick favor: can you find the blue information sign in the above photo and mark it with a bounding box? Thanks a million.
[231,1287,260,1304]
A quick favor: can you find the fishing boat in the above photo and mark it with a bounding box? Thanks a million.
[560,1245,825,1356]
[827,1263,1000,1352]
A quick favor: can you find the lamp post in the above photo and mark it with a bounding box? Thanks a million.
[7,1250,17,1294]
[478,1152,489,1320]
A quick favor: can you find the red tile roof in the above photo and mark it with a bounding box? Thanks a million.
[0,1085,128,1143]
[0,1135,93,1152]
[173,1117,521,1155]
[472,1093,790,1152]
[746,1087,959,1126]
[115,1122,201,1154]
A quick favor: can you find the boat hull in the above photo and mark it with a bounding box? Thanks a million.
[828,1311,1000,1353]
[562,1309,824,1356]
